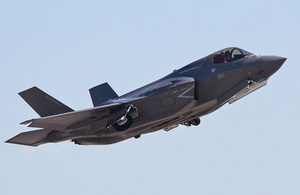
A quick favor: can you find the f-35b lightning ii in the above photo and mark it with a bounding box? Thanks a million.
[6,47,286,146]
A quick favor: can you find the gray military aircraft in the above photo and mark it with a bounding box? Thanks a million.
[6,47,286,146]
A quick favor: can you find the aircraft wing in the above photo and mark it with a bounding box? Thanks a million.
[23,102,133,131]
[19,77,195,132]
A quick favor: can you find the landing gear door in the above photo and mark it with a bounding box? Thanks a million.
[228,79,268,104]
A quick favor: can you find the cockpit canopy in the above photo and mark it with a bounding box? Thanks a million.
[211,47,253,65]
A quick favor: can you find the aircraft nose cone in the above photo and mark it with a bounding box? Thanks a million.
[259,55,286,65]
[258,55,286,77]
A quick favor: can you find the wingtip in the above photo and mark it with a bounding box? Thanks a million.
[20,119,33,125]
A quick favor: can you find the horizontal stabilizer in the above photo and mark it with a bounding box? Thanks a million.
[6,129,53,147]
[89,83,119,107]
[19,87,74,117]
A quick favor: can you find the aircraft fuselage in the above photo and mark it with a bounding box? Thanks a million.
[6,47,286,146]
[72,48,286,145]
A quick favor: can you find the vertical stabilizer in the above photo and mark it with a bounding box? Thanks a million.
[89,83,119,107]
[19,87,74,117]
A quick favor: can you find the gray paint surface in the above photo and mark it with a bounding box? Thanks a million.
[6,48,286,146]
[2,1,300,194]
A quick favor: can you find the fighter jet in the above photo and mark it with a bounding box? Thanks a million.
[6,47,286,146]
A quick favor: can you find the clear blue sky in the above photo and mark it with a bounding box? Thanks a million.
[1,1,299,194]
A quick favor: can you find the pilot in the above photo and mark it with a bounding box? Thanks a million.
[214,52,226,64]
[225,50,231,63]
[220,52,226,63]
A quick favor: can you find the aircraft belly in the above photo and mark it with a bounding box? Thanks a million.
[74,135,129,145]
[122,99,218,136]
[46,98,220,145]
[51,100,196,144]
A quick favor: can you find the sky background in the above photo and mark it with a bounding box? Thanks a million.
[1,0,300,194]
